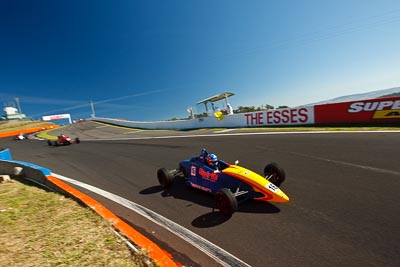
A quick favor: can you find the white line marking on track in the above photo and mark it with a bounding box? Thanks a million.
[83,130,400,142]
[213,129,236,133]
[293,152,400,176]
[95,125,108,129]
[122,130,145,134]
[52,173,251,267]
[257,146,400,176]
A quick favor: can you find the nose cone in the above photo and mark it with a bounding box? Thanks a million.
[281,192,290,202]
[267,182,290,202]
[270,188,289,202]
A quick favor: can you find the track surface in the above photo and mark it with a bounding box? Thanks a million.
[2,122,400,267]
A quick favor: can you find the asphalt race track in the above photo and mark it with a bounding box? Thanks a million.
[1,121,400,267]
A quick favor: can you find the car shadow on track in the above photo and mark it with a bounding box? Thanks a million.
[191,201,281,228]
[140,178,217,210]
[140,177,281,227]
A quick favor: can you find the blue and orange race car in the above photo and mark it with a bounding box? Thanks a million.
[157,148,289,216]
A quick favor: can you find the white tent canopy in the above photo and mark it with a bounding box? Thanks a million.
[197,92,234,112]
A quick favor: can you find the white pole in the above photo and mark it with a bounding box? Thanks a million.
[90,101,96,117]
[15,97,22,114]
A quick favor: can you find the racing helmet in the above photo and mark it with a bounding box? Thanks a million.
[206,153,218,168]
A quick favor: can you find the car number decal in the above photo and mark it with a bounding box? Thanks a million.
[267,183,279,192]
[191,166,196,176]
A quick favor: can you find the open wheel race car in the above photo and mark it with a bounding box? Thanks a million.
[14,133,27,140]
[47,134,80,146]
[157,148,289,216]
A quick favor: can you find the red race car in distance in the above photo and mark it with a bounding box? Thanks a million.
[48,134,80,146]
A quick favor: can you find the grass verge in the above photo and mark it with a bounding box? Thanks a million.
[0,178,155,267]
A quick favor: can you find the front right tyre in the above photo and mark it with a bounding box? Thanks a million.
[264,162,286,187]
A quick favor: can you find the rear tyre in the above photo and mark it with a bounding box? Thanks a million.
[48,140,58,146]
[264,163,286,187]
[157,168,174,188]
[75,137,80,144]
[215,188,238,216]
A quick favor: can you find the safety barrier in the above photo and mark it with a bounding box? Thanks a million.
[89,96,400,129]
[0,124,59,139]
[90,105,315,130]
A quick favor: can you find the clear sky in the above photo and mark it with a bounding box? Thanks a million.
[1,0,400,122]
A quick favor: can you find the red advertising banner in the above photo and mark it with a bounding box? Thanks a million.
[314,97,400,124]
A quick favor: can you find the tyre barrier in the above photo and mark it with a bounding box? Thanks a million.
[0,148,179,267]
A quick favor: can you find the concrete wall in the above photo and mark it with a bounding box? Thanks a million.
[89,106,315,130]
[90,96,400,130]
[0,148,52,188]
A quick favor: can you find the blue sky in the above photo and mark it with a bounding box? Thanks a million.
[1,0,400,122]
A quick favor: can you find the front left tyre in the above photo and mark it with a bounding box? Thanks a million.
[215,188,238,216]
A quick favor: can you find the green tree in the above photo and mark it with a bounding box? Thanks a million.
[277,105,289,109]
[265,104,274,110]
